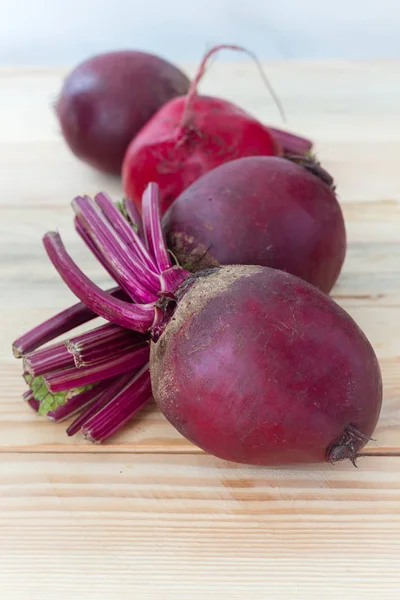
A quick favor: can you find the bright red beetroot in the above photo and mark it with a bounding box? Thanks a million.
[55,50,190,174]
[16,184,381,465]
[122,45,291,213]
[164,155,346,293]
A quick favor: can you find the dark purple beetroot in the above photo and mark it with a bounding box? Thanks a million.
[55,50,190,174]
[151,265,382,466]
[164,156,346,293]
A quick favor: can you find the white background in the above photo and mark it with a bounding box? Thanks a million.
[1,0,400,65]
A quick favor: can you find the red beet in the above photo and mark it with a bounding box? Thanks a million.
[122,45,285,213]
[26,184,380,464]
[164,155,346,293]
[151,265,382,466]
[55,50,190,174]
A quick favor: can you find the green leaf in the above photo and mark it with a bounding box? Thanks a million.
[38,389,68,416]
[25,375,95,416]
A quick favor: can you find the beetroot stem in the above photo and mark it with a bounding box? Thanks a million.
[75,216,121,281]
[142,183,190,295]
[123,197,144,241]
[42,231,155,332]
[66,373,133,437]
[76,213,150,302]
[141,183,172,273]
[94,192,158,275]
[73,195,158,303]
[44,344,150,392]
[68,322,144,351]
[180,44,285,129]
[12,286,123,358]
[82,365,151,443]
[72,337,143,368]
[47,380,111,423]
[160,267,191,295]
[67,322,146,367]
[24,343,74,377]
[23,389,40,412]
[268,127,313,156]
[15,183,192,445]
[141,183,190,292]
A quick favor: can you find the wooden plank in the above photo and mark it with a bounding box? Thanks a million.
[0,454,399,600]
[3,199,400,237]
[3,139,400,209]
[1,63,400,599]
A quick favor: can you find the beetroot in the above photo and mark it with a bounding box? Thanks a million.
[122,45,287,213]
[164,155,346,293]
[152,265,382,466]
[55,50,190,174]
[17,184,381,465]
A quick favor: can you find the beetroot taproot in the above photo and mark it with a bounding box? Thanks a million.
[122,45,288,213]
[164,155,346,293]
[55,50,190,174]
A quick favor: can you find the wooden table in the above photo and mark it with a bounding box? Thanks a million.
[1,61,399,599]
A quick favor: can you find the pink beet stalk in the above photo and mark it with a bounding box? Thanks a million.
[74,216,121,282]
[123,197,144,240]
[44,344,150,392]
[179,44,285,129]
[268,127,313,156]
[73,195,158,303]
[24,343,74,377]
[67,322,146,367]
[23,389,40,412]
[12,286,122,358]
[47,381,110,423]
[141,183,190,293]
[95,192,158,275]
[13,182,192,443]
[66,373,134,436]
[141,182,172,273]
[43,231,155,332]
[82,365,151,442]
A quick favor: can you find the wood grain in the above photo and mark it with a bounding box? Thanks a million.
[1,63,400,599]
[1,454,399,600]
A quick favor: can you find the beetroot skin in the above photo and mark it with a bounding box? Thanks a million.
[121,44,313,213]
[122,94,281,213]
[55,50,190,174]
[164,156,346,293]
[151,265,382,466]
